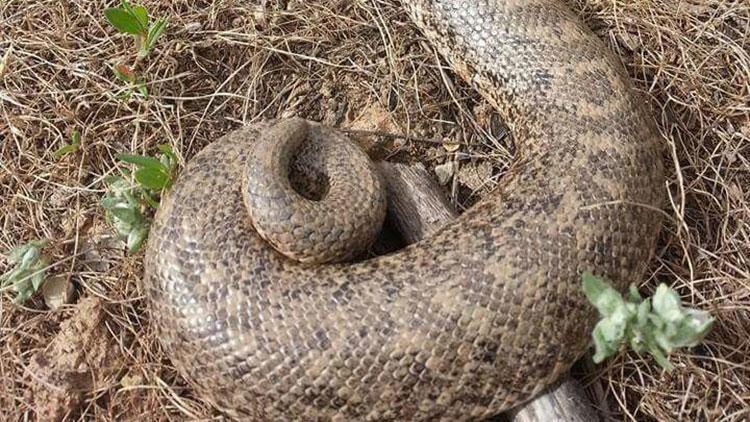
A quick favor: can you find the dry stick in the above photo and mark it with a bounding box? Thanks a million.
[376,162,600,422]
[377,162,458,241]
[506,379,601,422]
[341,128,471,147]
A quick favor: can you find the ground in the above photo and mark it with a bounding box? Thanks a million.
[1,0,748,421]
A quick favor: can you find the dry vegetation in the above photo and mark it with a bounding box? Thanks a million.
[1,0,748,420]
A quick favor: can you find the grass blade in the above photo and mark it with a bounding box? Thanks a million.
[117,154,164,170]
[147,18,168,51]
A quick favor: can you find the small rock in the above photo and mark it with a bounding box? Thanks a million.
[250,6,267,29]
[616,31,640,52]
[346,102,400,152]
[42,275,75,310]
[434,162,456,186]
[82,235,125,273]
[49,189,71,209]
[120,372,144,388]
[184,22,202,33]
[442,139,460,152]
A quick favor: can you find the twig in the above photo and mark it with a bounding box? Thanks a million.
[339,127,471,146]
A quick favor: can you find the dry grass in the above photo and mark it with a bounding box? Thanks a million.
[1,0,748,420]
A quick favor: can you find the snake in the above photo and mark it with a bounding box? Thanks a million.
[143,0,664,420]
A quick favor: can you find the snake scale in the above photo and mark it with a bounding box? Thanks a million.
[144,0,664,420]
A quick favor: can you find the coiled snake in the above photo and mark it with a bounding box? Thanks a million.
[144,0,664,420]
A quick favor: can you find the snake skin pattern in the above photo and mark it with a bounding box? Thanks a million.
[143,0,665,420]
[243,119,388,264]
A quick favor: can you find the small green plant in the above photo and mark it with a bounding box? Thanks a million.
[102,145,177,253]
[1,240,50,304]
[53,130,81,159]
[113,64,148,100]
[104,1,167,99]
[117,144,177,194]
[104,0,167,59]
[582,273,714,371]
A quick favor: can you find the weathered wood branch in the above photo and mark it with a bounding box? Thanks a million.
[377,162,600,422]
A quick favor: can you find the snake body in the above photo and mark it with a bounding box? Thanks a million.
[144,0,664,420]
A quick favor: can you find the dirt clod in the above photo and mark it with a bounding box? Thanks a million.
[25,298,119,420]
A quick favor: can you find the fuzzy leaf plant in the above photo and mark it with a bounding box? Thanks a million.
[582,273,714,370]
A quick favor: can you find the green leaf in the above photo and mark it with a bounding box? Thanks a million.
[12,281,34,304]
[141,190,161,208]
[665,324,694,350]
[628,330,645,353]
[636,299,651,327]
[7,243,33,264]
[109,205,139,224]
[104,174,125,187]
[652,284,685,323]
[628,284,642,303]
[104,176,132,195]
[146,18,168,50]
[116,89,133,101]
[19,247,40,270]
[53,143,79,159]
[5,240,46,265]
[126,224,149,253]
[117,154,165,170]
[104,8,143,35]
[157,144,177,172]
[600,311,627,343]
[137,81,148,98]
[100,196,120,210]
[647,344,674,371]
[53,130,81,158]
[134,167,169,191]
[119,0,138,21]
[591,321,622,363]
[664,309,713,350]
[582,272,625,317]
[686,308,714,331]
[1,267,23,285]
[157,144,173,155]
[30,266,46,291]
[113,64,135,83]
[2,242,49,304]
[116,0,147,33]
[112,215,135,236]
[584,274,714,371]
[132,5,149,30]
